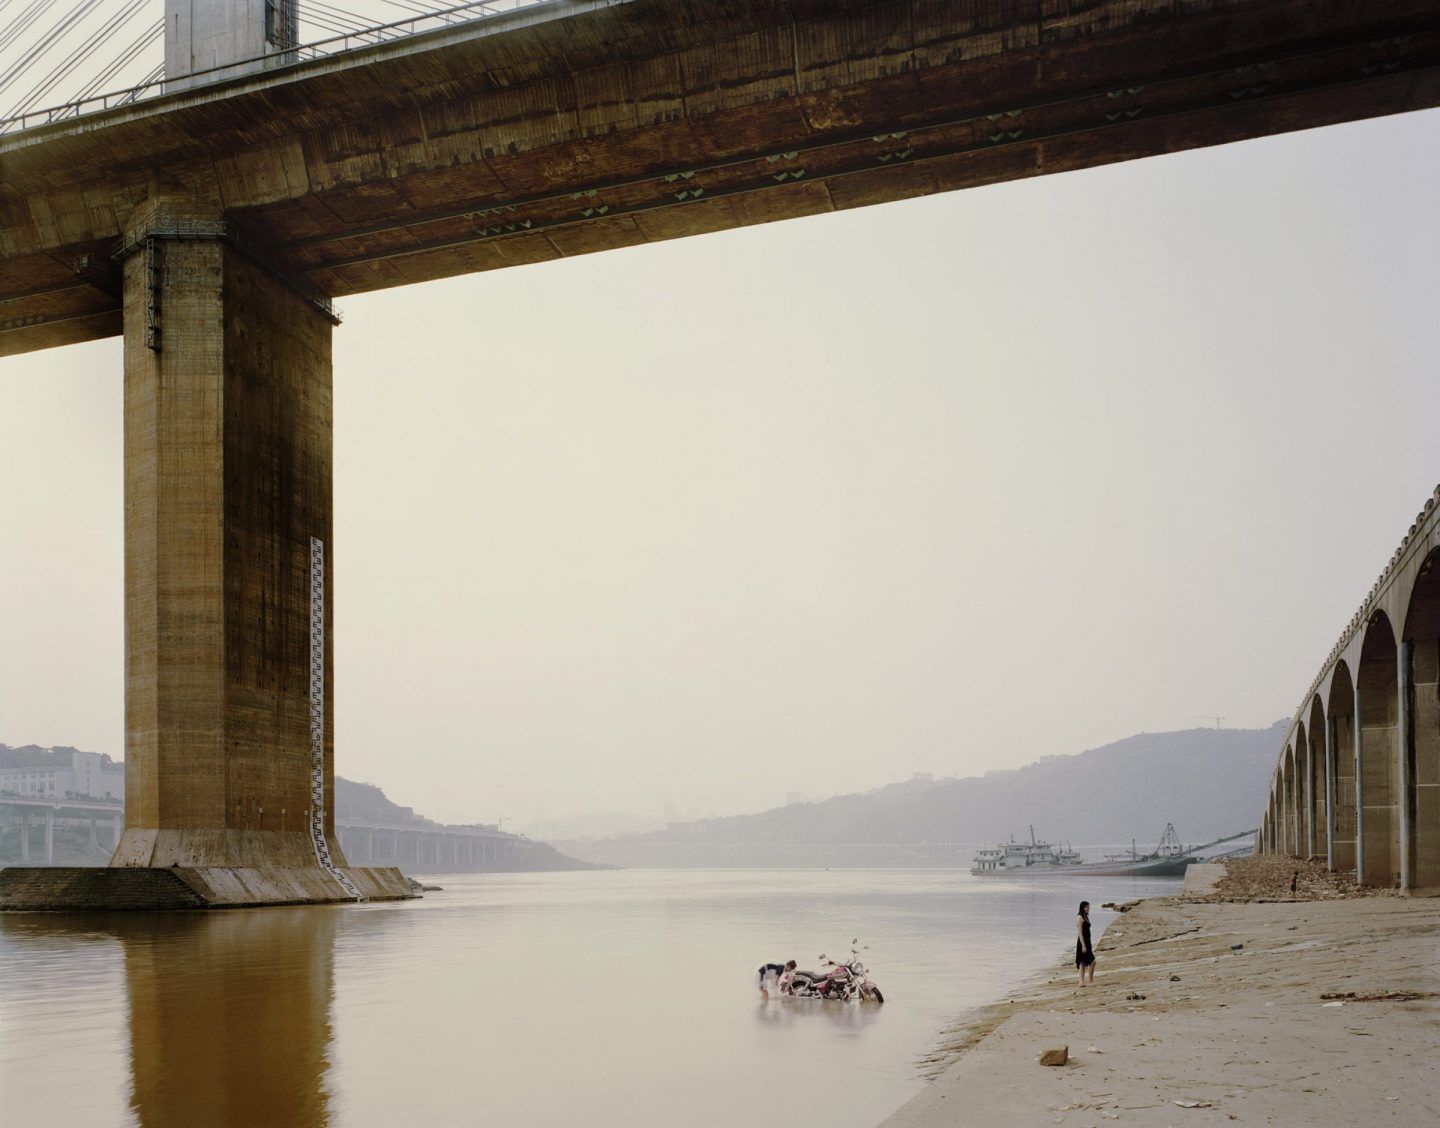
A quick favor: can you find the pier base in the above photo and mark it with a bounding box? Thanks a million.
[0,865,413,911]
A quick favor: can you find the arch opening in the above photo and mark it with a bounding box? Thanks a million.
[1327,662,1357,872]
[1402,547,1440,891]
[1358,613,1400,887]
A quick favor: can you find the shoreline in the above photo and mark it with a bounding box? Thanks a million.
[885,859,1440,1126]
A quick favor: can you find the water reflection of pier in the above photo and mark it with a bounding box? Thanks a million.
[0,907,338,1127]
[126,910,336,1126]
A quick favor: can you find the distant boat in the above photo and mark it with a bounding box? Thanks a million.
[969,823,1196,878]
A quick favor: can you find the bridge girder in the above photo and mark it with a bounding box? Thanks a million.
[3,0,1440,356]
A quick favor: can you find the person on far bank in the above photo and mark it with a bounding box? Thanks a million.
[1076,901,1096,986]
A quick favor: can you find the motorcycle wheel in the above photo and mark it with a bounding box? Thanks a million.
[870,987,884,1004]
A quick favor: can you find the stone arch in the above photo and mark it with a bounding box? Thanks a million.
[1307,696,1327,862]
[1327,661,1357,871]
[1402,547,1440,891]
[1358,611,1400,887]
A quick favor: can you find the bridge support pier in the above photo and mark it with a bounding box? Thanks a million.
[1325,714,1337,871]
[1399,639,1414,890]
[0,202,410,911]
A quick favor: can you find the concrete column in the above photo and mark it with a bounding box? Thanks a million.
[1304,743,1315,859]
[20,812,29,862]
[1359,648,1401,888]
[1325,714,1337,870]
[164,0,298,91]
[1332,706,1357,871]
[112,202,341,874]
[45,811,54,864]
[1296,760,1307,858]
[112,815,123,849]
[1354,682,1365,881]
[1398,639,1413,891]
[1415,638,1440,891]
[1288,771,1297,855]
[1278,783,1290,858]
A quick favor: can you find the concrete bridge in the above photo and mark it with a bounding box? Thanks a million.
[3,0,1439,908]
[1258,487,1440,894]
[1,797,125,865]
[333,819,533,870]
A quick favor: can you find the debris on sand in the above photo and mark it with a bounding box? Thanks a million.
[1320,990,1437,1002]
[1186,856,1388,903]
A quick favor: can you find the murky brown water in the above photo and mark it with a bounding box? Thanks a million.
[0,869,1178,1126]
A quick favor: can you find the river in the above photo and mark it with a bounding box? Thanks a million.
[0,868,1179,1126]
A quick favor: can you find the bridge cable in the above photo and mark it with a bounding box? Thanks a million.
[0,0,102,100]
[384,0,498,25]
[116,62,164,107]
[306,1,377,28]
[4,0,147,119]
[0,0,63,62]
[300,4,375,36]
[68,19,164,108]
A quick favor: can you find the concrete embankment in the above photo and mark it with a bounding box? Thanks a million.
[883,859,1440,1127]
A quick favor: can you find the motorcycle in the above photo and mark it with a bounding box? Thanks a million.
[781,939,884,1003]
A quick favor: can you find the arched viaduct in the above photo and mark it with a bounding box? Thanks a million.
[1259,486,1440,894]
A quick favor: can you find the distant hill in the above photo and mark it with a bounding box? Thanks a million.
[560,723,1283,868]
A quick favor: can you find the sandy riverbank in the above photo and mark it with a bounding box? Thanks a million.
[883,859,1440,1127]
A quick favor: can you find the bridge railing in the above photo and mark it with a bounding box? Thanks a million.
[0,0,549,137]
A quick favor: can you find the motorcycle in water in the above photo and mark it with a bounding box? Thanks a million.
[781,940,884,1003]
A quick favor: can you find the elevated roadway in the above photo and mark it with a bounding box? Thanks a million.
[5,0,1440,355]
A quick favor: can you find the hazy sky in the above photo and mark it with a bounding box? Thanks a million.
[2,108,1437,835]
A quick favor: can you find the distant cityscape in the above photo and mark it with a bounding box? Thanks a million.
[0,746,123,803]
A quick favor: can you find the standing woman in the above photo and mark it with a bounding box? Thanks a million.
[1075,901,1096,986]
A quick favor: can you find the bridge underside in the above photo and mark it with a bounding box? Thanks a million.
[3,0,1440,356]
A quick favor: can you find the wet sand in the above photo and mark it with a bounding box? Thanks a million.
[883,864,1440,1126]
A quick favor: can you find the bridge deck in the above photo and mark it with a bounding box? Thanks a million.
[3,0,1439,357]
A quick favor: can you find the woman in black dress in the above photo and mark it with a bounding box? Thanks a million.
[1075,901,1095,986]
